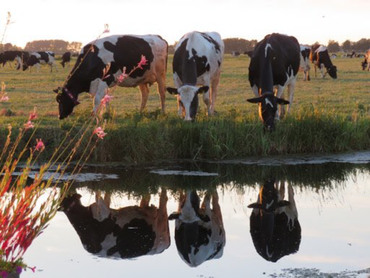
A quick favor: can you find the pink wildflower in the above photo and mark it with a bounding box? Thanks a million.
[137,55,148,69]
[101,94,113,107]
[0,95,9,102]
[103,24,110,34]
[117,68,128,84]
[28,107,37,121]
[35,139,45,152]
[93,127,107,139]
[29,266,36,273]
[24,120,34,130]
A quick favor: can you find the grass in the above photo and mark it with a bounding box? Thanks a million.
[1,55,370,163]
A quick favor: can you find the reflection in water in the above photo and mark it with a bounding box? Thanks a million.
[169,190,226,267]
[248,178,301,262]
[59,188,170,259]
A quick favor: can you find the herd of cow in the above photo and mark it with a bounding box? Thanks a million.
[1,31,370,130]
[60,178,300,265]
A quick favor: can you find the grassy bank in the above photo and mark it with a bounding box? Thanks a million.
[1,55,370,163]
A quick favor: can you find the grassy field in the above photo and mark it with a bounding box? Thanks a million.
[0,55,370,163]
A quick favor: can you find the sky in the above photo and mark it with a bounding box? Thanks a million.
[1,0,369,49]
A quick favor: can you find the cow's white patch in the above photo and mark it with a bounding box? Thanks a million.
[315,45,327,53]
[265,98,274,108]
[265,200,274,210]
[265,43,273,57]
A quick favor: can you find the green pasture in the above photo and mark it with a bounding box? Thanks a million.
[0,55,370,163]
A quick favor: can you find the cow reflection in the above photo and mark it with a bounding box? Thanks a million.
[248,179,301,262]
[169,190,225,267]
[60,189,170,258]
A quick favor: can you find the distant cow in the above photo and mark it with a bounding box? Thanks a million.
[60,189,170,259]
[166,31,224,121]
[23,51,58,72]
[310,44,337,79]
[300,45,311,81]
[361,49,370,71]
[61,51,71,68]
[54,34,168,120]
[0,50,29,70]
[169,190,225,267]
[231,51,240,57]
[248,178,301,262]
[247,33,300,131]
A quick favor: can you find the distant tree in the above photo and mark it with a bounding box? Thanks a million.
[67,41,82,53]
[223,38,257,54]
[341,40,352,52]
[353,38,370,52]
[24,40,82,54]
[327,40,340,52]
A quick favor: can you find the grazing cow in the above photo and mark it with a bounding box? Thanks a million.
[23,51,58,72]
[231,51,240,57]
[310,44,337,79]
[247,33,300,131]
[169,190,225,267]
[59,189,170,259]
[361,49,370,71]
[300,45,311,81]
[60,51,71,68]
[0,50,29,70]
[54,34,168,120]
[248,178,301,262]
[166,31,224,121]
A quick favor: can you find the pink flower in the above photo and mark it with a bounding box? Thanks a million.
[101,94,113,107]
[29,266,36,273]
[137,55,148,69]
[35,139,45,152]
[29,107,37,121]
[117,68,128,84]
[103,24,110,34]
[93,127,107,139]
[0,95,9,102]
[24,120,34,130]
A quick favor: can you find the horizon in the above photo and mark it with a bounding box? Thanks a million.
[1,0,370,49]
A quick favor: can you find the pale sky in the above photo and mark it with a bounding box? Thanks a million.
[1,0,369,49]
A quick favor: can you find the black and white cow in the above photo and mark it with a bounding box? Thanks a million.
[300,45,311,81]
[310,44,337,79]
[23,51,58,72]
[248,178,301,262]
[60,51,71,68]
[54,34,168,120]
[0,51,29,70]
[361,49,370,71]
[247,33,300,131]
[59,189,170,259]
[169,190,225,267]
[166,31,224,121]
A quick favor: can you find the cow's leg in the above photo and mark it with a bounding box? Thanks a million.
[158,188,168,214]
[208,72,221,115]
[201,192,211,213]
[140,194,151,208]
[90,78,109,114]
[211,191,223,222]
[275,85,285,120]
[286,78,296,114]
[138,83,149,112]
[320,64,325,78]
[156,73,166,113]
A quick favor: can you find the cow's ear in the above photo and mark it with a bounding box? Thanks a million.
[168,212,180,220]
[277,200,290,208]
[167,87,178,95]
[197,86,209,94]
[248,203,262,209]
[247,97,263,104]
[276,98,289,105]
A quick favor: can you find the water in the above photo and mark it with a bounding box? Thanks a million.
[21,154,370,278]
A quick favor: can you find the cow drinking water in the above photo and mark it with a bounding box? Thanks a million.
[166,31,224,121]
[54,34,168,119]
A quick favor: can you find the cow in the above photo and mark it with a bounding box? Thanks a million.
[60,51,71,68]
[0,50,29,70]
[247,33,300,131]
[23,51,58,72]
[248,178,301,262]
[361,49,370,71]
[231,51,240,57]
[54,34,168,120]
[166,31,224,121]
[59,189,170,259]
[168,190,225,267]
[310,44,337,79]
[300,45,311,81]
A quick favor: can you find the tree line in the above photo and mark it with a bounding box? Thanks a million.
[1,38,369,54]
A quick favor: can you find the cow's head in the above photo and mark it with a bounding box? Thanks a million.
[167,85,209,121]
[327,65,337,79]
[54,87,80,120]
[247,93,289,132]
